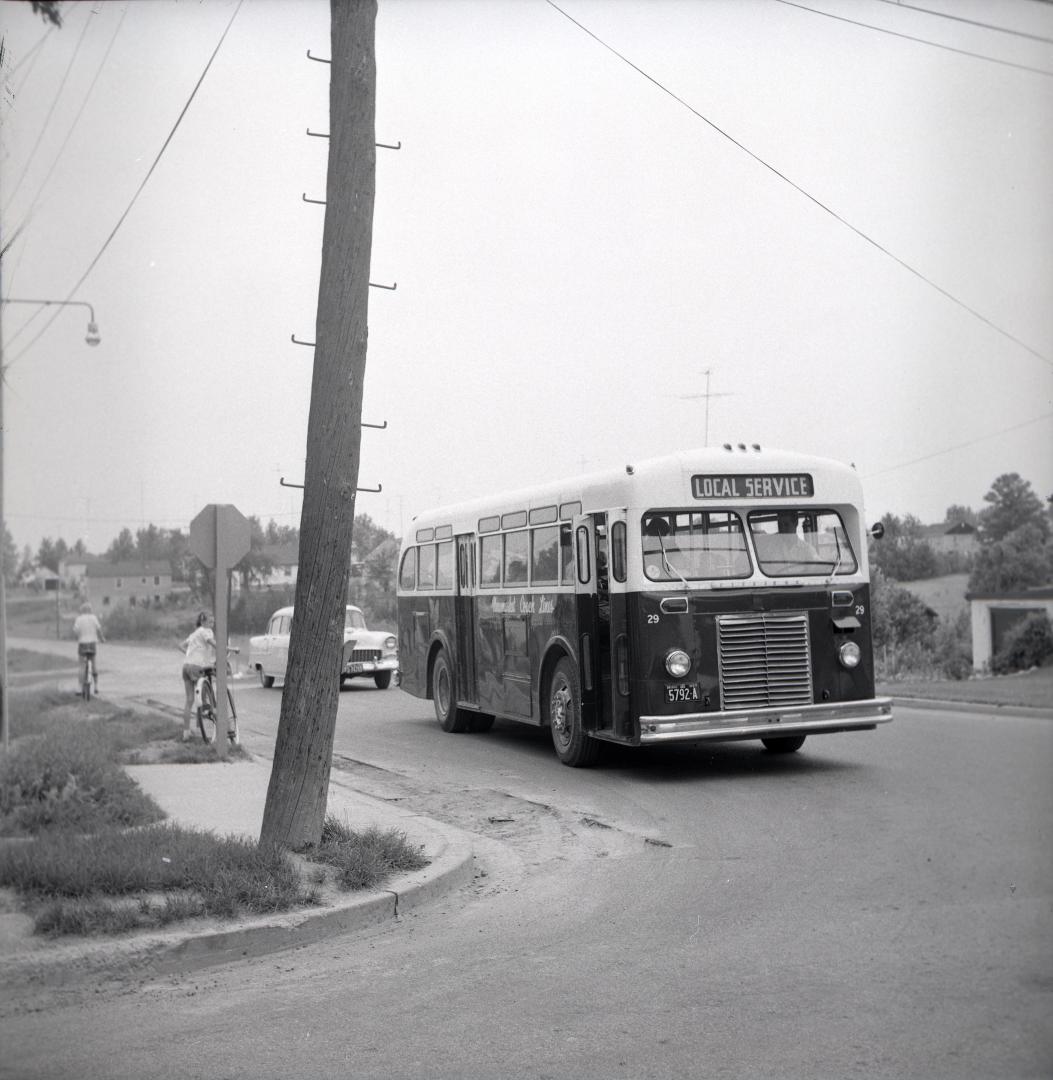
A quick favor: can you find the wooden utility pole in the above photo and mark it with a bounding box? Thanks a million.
[260,0,377,849]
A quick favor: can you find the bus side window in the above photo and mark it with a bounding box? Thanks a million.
[531,526,559,585]
[480,534,502,588]
[560,524,574,584]
[418,545,436,590]
[576,526,591,585]
[504,531,528,585]
[611,521,626,583]
[399,548,417,591]
[436,541,454,589]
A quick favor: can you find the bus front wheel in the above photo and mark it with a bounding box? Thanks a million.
[547,657,599,767]
[432,650,469,733]
[761,735,806,753]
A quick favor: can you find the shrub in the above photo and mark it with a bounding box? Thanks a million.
[991,613,1053,675]
[934,610,973,680]
[230,588,295,634]
[102,605,166,641]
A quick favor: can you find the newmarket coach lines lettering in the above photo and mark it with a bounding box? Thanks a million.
[692,473,815,500]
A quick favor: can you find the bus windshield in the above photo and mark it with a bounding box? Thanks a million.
[642,511,752,581]
[748,509,857,577]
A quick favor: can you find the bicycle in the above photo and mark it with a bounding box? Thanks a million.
[78,645,97,701]
[194,648,240,745]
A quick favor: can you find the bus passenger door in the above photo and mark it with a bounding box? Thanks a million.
[455,535,479,707]
[573,513,608,732]
[573,512,629,736]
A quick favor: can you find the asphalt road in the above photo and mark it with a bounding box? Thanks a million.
[4,639,1052,1079]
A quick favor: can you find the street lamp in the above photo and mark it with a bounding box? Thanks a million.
[1,298,101,347]
[0,294,101,752]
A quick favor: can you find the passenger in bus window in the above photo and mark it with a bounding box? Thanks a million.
[753,511,816,572]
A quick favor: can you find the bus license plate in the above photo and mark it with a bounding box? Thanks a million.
[666,684,701,704]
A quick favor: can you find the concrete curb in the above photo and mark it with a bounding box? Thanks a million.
[889,696,1053,719]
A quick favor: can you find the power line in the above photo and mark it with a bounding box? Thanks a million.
[861,412,1053,480]
[544,0,1051,369]
[774,0,1053,77]
[5,0,245,369]
[870,0,1053,45]
[7,4,131,284]
[3,5,95,214]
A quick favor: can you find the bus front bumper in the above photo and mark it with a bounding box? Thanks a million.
[635,698,893,745]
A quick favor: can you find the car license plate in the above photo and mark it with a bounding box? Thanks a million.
[666,684,701,704]
[347,662,367,674]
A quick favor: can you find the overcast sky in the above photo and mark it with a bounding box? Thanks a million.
[2,0,1051,558]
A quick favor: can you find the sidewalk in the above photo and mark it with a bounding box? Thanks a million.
[1,755,477,988]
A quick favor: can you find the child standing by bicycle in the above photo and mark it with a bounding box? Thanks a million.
[180,610,216,742]
[73,602,105,694]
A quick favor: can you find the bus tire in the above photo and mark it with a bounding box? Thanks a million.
[547,657,599,767]
[468,713,494,733]
[259,668,275,689]
[761,735,806,753]
[432,650,469,733]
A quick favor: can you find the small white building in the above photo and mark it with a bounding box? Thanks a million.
[968,586,1053,671]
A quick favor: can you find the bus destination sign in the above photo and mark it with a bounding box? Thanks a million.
[692,473,814,500]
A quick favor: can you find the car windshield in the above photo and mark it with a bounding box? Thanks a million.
[748,509,857,577]
[641,511,752,581]
[345,608,367,630]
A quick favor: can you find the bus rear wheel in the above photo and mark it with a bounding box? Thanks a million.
[761,735,806,753]
[547,657,599,767]
[432,650,468,733]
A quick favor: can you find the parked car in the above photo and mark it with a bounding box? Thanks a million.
[249,604,399,690]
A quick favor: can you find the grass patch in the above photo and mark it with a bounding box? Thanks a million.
[0,712,167,836]
[1,824,320,936]
[305,814,429,892]
[7,648,77,675]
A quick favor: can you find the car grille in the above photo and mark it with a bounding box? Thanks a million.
[717,612,813,710]
[347,649,381,663]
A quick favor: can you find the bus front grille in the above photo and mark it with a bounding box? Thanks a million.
[717,613,813,710]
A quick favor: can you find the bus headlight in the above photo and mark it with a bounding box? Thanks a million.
[665,649,691,678]
[838,641,861,669]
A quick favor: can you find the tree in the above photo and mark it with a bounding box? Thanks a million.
[261,0,377,851]
[968,523,1053,594]
[235,515,275,590]
[1,525,17,587]
[943,504,978,527]
[107,528,136,562]
[978,473,1049,545]
[265,520,299,545]
[136,524,165,561]
[869,513,938,582]
[30,1,62,25]
[36,536,66,573]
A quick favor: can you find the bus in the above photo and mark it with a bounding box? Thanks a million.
[396,445,892,766]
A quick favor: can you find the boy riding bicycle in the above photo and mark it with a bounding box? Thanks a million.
[72,602,105,693]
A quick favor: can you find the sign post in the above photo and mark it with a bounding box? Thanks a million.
[189,504,251,757]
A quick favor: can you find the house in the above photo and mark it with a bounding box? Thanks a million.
[251,543,299,590]
[920,521,980,557]
[967,585,1053,671]
[84,560,173,608]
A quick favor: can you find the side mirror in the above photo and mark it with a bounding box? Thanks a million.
[870,522,885,540]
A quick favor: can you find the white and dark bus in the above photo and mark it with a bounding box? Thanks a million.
[396,445,892,766]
